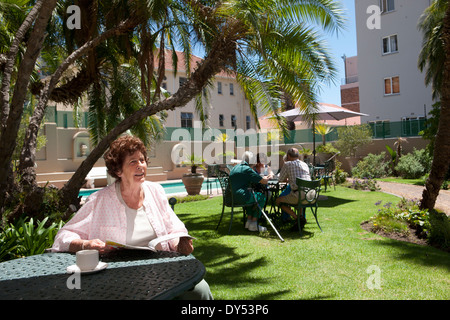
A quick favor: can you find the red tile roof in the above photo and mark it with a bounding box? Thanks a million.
[157,49,233,78]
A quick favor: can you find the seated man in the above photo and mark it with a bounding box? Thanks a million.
[229,151,269,232]
[275,148,311,231]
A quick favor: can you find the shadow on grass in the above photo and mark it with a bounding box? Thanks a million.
[375,238,450,271]
[175,209,294,299]
[190,242,292,299]
[316,195,356,208]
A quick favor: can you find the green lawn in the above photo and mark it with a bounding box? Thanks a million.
[174,186,450,300]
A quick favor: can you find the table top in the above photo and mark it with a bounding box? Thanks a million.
[0,250,205,300]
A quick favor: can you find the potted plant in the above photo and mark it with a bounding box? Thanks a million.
[316,144,339,162]
[298,148,312,162]
[181,154,206,195]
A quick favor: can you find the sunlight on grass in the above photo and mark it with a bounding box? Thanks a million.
[174,186,450,300]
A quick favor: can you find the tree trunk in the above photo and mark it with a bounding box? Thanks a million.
[0,0,57,211]
[0,0,45,128]
[17,17,141,190]
[420,2,450,211]
[60,22,241,207]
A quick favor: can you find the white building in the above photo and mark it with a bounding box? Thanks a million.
[160,50,254,131]
[355,0,435,126]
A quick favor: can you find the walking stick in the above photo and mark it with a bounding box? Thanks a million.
[249,188,285,242]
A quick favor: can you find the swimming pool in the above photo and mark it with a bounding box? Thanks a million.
[79,178,219,198]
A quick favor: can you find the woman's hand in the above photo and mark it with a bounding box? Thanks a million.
[70,239,115,254]
[176,237,194,255]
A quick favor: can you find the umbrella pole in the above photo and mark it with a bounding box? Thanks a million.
[313,119,316,165]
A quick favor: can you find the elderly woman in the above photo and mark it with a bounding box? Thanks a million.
[52,135,212,300]
[229,151,269,232]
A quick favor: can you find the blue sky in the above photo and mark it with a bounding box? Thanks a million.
[192,0,358,107]
[317,0,358,106]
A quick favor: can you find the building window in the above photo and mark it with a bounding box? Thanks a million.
[384,76,400,95]
[179,77,187,87]
[217,81,222,94]
[181,112,193,128]
[382,35,398,54]
[380,0,394,13]
[231,115,236,128]
[229,83,234,96]
[246,116,251,130]
[219,114,224,127]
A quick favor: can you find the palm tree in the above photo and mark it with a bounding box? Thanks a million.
[418,0,450,211]
[418,0,447,100]
[1,0,346,211]
[315,123,333,145]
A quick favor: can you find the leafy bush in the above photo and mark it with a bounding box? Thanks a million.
[352,152,391,179]
[316,143,339,154]
[348,178,380,191]
[395,148,432,179]
[0,217,63,262]
[370,199,431,239]
[334,160,348,184]
[334,124,372,157]
[428,211,450,251]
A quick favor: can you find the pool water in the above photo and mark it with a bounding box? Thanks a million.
[79,178,219,198]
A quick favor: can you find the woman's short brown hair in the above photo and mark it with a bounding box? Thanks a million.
[104,135,148,181]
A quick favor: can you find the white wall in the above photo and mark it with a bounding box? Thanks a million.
[355,0,435,123]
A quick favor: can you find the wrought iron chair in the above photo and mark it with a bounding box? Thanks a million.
[206,164,220,195]
[215,169,254,234]
[321,160,335,192]
[295,178,323,235]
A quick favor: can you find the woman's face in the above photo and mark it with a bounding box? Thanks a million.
[116,151,147,185]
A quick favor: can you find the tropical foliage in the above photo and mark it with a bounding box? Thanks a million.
[417,0,450,211]
[0,0,346,217]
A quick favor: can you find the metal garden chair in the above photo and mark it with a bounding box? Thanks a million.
[295,177,323,236]
[215,169,254,234]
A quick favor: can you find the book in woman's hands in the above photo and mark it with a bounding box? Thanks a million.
[106,232,195,251]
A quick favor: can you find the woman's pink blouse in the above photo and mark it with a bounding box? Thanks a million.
[51,181,187,252]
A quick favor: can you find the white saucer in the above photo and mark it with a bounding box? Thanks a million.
[66,261,108,274]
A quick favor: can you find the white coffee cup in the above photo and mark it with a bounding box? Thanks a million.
[76,250,99,271]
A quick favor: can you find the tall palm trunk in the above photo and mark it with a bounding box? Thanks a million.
[17,17,140,189]
[421,2,450,211]
[59,21,241,208]
[0,0,57,212]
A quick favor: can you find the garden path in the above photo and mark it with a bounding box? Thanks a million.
[376,181,450,215]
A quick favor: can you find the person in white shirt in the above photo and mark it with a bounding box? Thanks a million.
[275,148,311,231]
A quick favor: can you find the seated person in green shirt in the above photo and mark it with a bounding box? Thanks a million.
[229,151,269,232]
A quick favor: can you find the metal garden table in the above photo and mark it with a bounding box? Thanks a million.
[0,250,205,300]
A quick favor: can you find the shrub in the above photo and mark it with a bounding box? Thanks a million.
[0,217,63,262]
[335,124,373,157]
[349,178,380,191]
[428,210,450,251]
[370,198,431,240]
[395,153,425,179]
[334,160,348,184]
[352,152,391,179]
[395,148,432,179]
